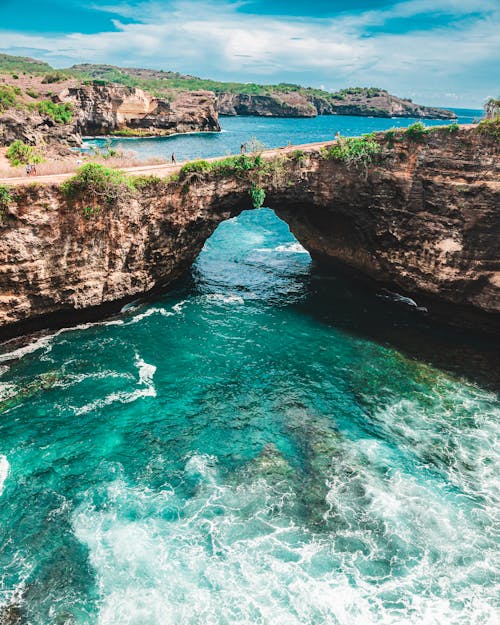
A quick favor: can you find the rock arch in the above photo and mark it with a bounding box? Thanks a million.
[0,126,498,337]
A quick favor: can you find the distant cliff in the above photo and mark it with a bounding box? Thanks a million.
[68,63,456,120]
[218,89,456,119]
[0,71,220,148]
[57,84,220,137]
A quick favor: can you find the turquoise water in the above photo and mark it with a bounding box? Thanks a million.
[1,113,499,625]
[84,108,482,162]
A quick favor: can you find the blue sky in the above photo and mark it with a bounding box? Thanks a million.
[0,0,498,107]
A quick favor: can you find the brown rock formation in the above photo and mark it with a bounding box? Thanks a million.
[0,125,498,337]
[217,93,316,117]
[218,90,456,120]
[56,85,220,136]
[0,78,220,149]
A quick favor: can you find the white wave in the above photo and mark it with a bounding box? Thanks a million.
[71,440,500,625]
[273,242,309,254]
[0,455,9,496]
[172,300,188,314]
[0,301,182,366]
[74,355,156,415]
[203,293,244,305]
[126,306,174,324]
[0,317,124,364]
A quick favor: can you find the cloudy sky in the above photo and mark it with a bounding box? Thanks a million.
[0,0,498,107]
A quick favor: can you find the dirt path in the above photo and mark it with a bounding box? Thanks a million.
[0,141,330,187]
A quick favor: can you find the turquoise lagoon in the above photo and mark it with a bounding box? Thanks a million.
[1,112,499,625]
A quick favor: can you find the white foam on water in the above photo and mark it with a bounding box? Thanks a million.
[0,455,9,496]
[125,307,175,325]
[273,242,309,254]
[0,317,125,364]
[172,300,188,314]
[71,435,499,625]
[74,355,156,415]
[203,293,245,305]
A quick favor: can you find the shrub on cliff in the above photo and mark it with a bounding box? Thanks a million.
[179,160,212,181]
[61,163,136,206]
[321,134,381,167]
[404,122,428,141]
[35,100,73,124]
[0,85,21,111]
[0,185,12,221]
[477,118,500,141]
[6,140,43,167]
[42,71,68,84]
[250,184,266,209]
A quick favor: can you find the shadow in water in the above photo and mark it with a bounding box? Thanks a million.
[295,263,500,391]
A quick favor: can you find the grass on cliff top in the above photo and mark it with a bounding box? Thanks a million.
[62,163,137,205]
[0,85,22,111]
[476,117,500,141]
[321,133,382,166]
[0,53,52,75]
[6,141,44,167]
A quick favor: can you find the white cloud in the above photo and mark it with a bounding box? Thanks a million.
[0,0,498,106]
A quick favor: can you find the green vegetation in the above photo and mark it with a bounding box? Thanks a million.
[41,71,69,84]
[321,133,382,166]
[111,128,155,137]
[476,118,500,141]
[0,185,12,221]
[0,85,21,111]
[178,159,212,180]
[250,184,266,209]
[6,140,43,166]
[26,88,39,99]
[290,149,307,163]
[67,63,392,107]
[35,100,73,124]
[403,122,428,141]
[0,53,52,75]
[62,163,136,207]
[383,128,399,147]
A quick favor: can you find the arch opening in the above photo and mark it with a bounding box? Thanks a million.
[190,207,312,306]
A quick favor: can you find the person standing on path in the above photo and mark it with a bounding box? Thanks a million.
[171,153,176,164]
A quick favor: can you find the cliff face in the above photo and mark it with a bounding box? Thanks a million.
[217,93,316,117]
[0,80,220,148]
[57,85,220,136]
[0,126,498,337]
[218,91,456,119]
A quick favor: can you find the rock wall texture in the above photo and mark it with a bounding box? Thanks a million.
[217,91,456,120]
[0,126,498,337]
[0,84,220,148]
[57,85,220,137]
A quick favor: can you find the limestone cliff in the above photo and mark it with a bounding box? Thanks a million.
[0,79,220,148]
[0,125,498,337]
[56,84,220,137]
[217,93,316,117]
[218,90,456,120]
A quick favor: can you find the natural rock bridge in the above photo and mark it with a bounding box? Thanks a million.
[0,125,498,338]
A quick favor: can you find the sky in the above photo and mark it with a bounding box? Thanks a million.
[0,0,498,107]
